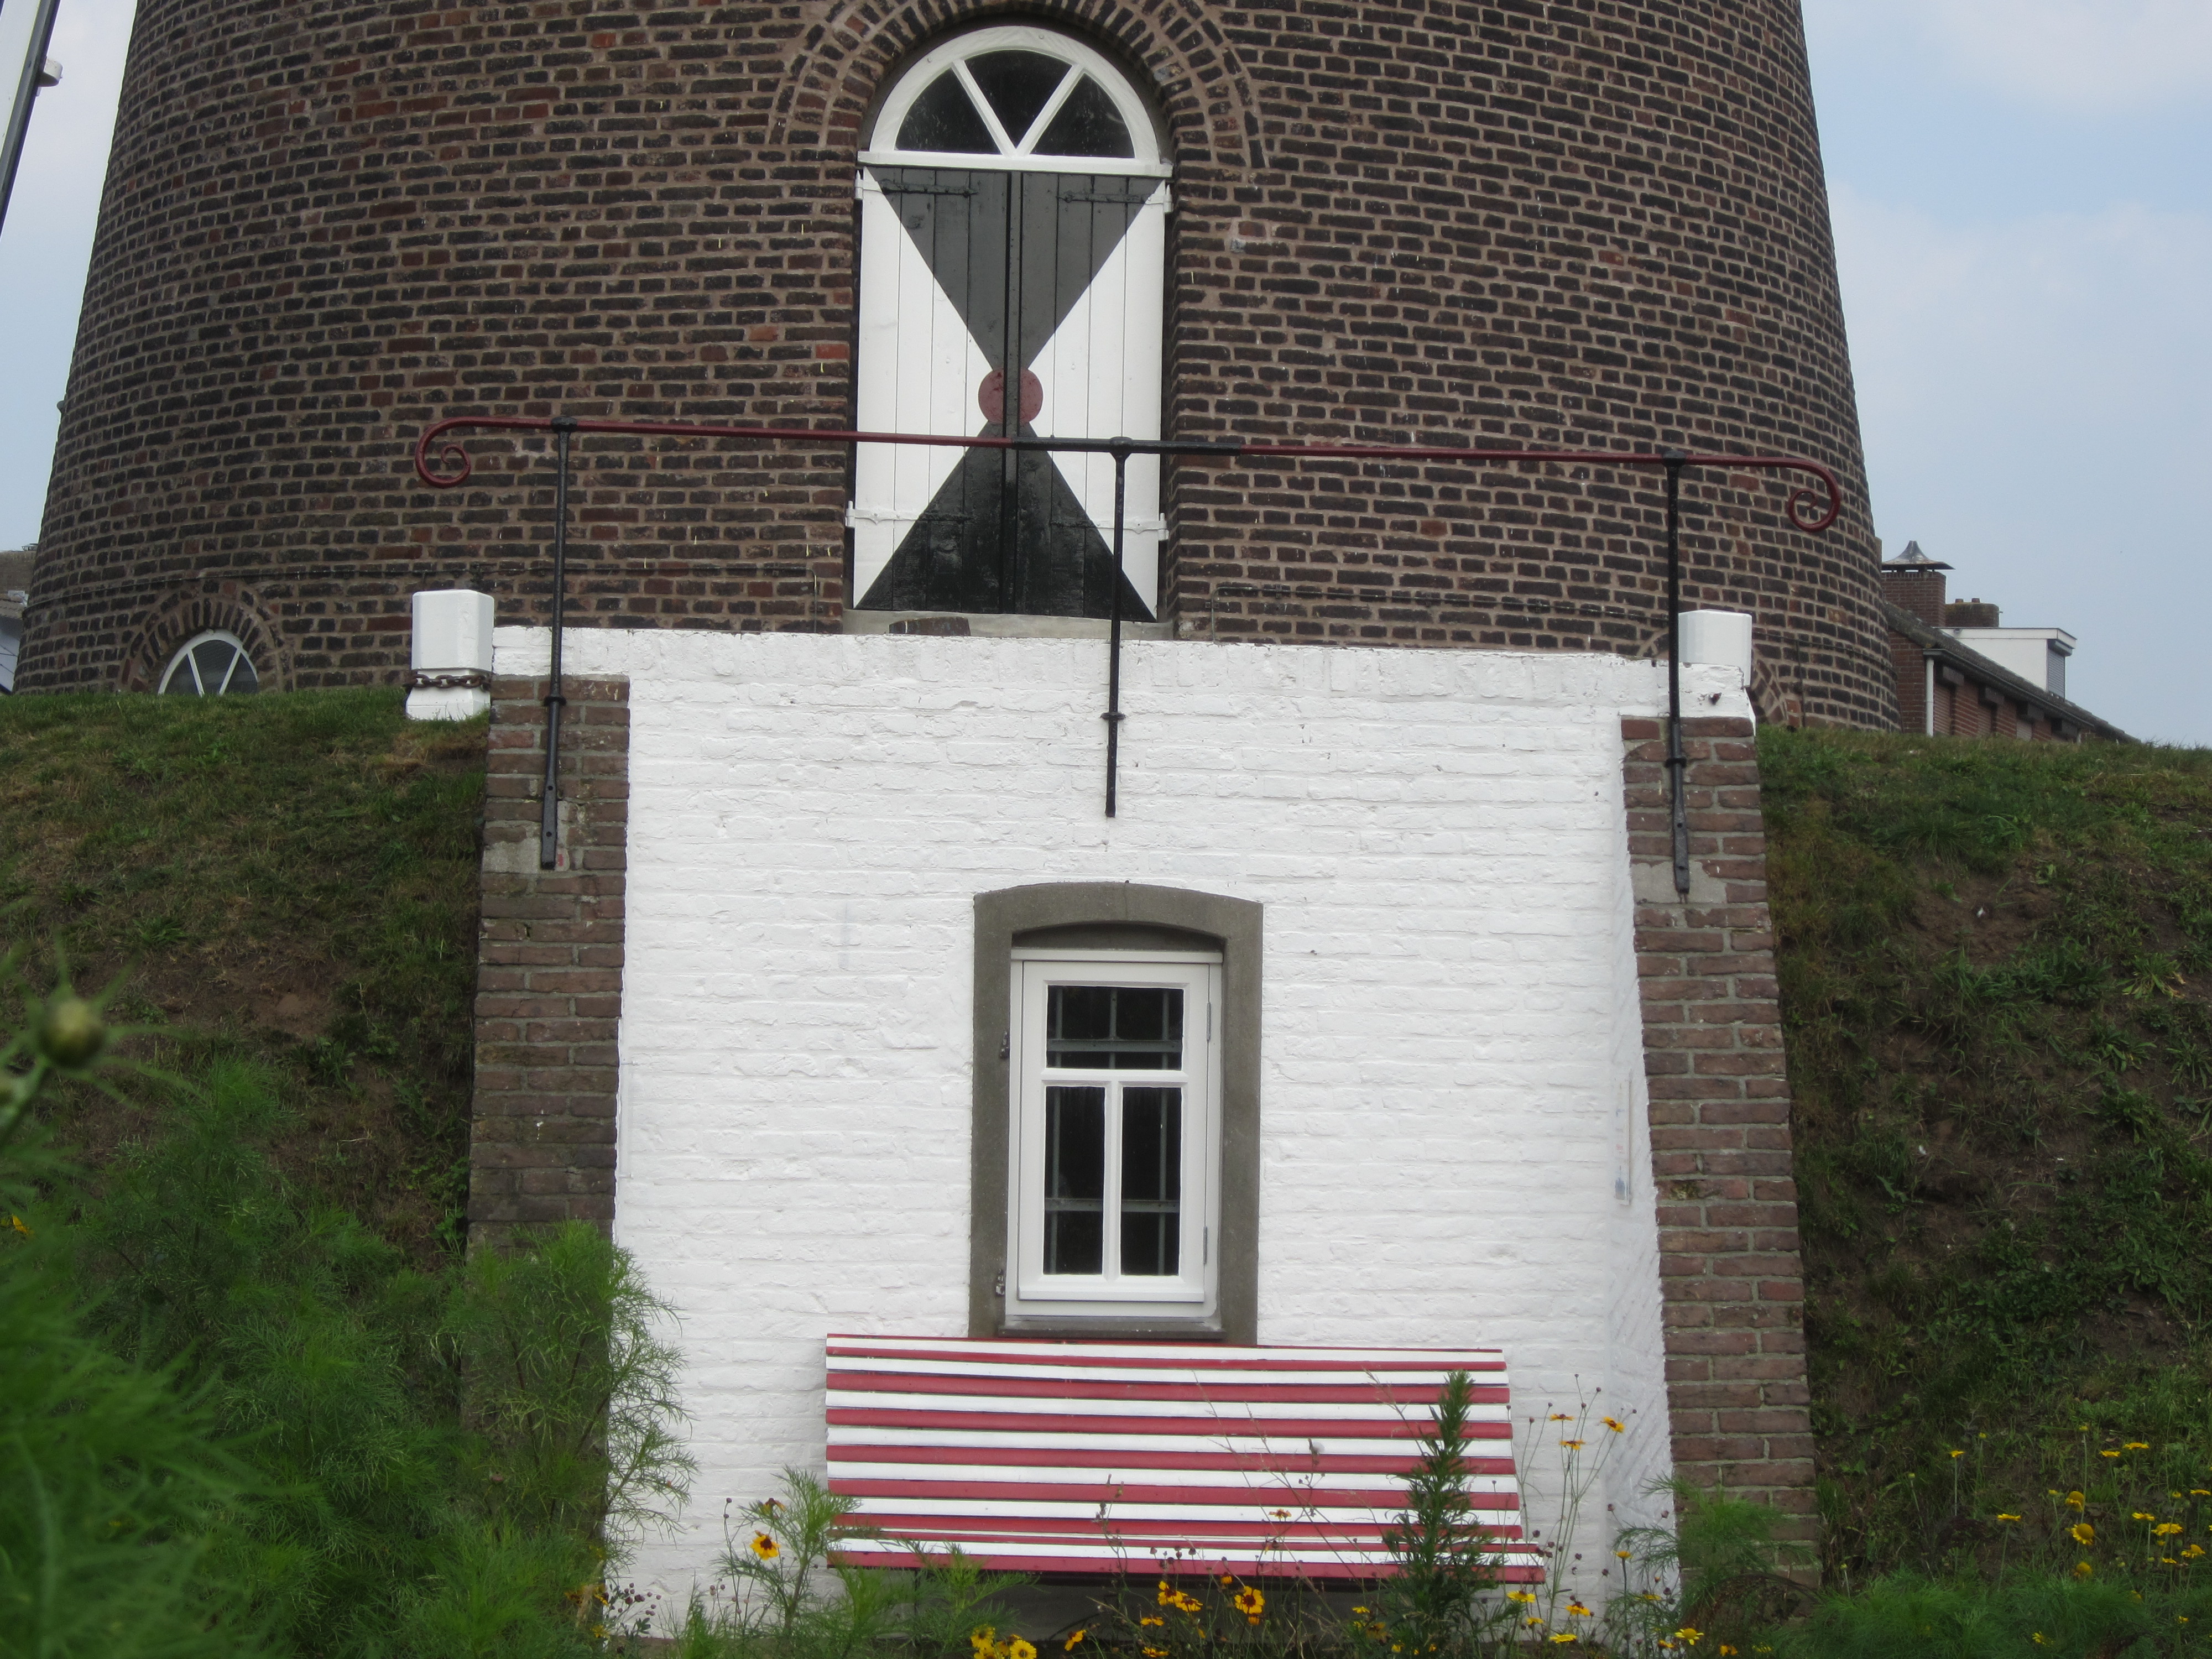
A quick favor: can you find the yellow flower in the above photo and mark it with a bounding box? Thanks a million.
[2126,1442,2151,1451]
[750,1532,780,1561]
[2134,1512,2158,1522]
[2032,1636,2047,1647]
[1142,1648,1168,1657]
[1551,1637,1579,1646]
[1560,1439,1586,1451]
[1140,1618,1165,1629]
[1616,1548,1632,1560]
[1567,1603,1593,1618]
[2157,1523,2185,1537]
[1996,1514,2022,1523]
[2072,1522,2096,1546]
[1219,1575,1235,1587]
[2185,1545,2206,1559]
[1675,1629,1704,1646]
[973,1629,998,1656]
[1506,1592,1537,1605]
[1550,1413,1573,1422]
[1602,1417,1626,1433]
[2075,1561,2095,1579]
[8,1215,29,1239]
[2067,1491,2087,1510]
[1949,1449,1965,1459]
[2101,1449,2121,1459]
[1233,1587,1266,1620]
[1010,1641,1037,1659]
[1065,1634,1086,1651]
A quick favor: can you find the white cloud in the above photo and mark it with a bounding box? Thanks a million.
[1830,185,2212,741]
[1802,0,2212,113]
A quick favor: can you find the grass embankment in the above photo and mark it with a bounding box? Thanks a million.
[1764,729,2212,1585]
[0,687,486,1251]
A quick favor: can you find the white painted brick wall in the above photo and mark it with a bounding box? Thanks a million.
[492,626,1751,1613]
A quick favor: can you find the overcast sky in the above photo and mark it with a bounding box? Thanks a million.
[0,1,2205,741]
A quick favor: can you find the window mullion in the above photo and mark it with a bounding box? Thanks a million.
[1100,1075,1124,1285]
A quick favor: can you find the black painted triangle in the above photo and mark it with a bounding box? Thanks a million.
[858,430,1152,622]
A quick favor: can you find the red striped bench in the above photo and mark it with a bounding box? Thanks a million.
[825,1335,1540,1582]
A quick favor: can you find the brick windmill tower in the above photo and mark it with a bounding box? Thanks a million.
[21,0,1894,729]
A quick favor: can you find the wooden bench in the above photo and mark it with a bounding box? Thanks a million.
[825,1335,1540,1582]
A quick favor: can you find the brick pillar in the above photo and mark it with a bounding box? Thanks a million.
[470,675,631,1244]
[1620,716,1817,1566]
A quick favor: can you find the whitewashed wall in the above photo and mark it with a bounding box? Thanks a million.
[490,627,1752,1611]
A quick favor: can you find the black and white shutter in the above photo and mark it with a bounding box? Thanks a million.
[851,28,1168,619]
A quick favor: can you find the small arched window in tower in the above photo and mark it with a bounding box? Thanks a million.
[852,27,1169,620]
[158,630,260,696]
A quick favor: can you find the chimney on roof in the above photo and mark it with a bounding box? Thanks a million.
[1945,598,2000,629]
[1880,539,1952,627]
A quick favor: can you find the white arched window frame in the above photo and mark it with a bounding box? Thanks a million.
[851,26,1171,620]
[158,630,260,696]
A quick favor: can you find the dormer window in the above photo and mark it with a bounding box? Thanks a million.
[851,27,1169,622]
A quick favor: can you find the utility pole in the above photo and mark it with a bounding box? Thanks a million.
[0,0,64,238]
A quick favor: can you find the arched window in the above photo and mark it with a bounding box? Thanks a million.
[851,27,1169,620]
[158,630,260,696]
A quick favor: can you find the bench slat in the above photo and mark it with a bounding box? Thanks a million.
[826,1337,1540,1583]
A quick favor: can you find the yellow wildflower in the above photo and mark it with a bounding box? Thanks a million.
[2075,1561,2095,1579]
[1551,1637,1579,1646]
[2067,1491,2087,1510]
[1065,1634,1086,1651]
[1675,1629,1704,1646]
[1233,1587,1265,1621]
[1009,1641,1037,1659]
[2158,1523,2185,1537]
[1567,1603,1593,1618]
[750,1532,780,1561]
[1506,1591,1536,1605]
[8,1215,29,1239]
[1140,1618,1165,1629]
[973,1629,998,1656]
[2101,1449,2121,1459]
[1996,1514,2022,1522]
[2072,1522,2096,1546]
[1560,1439,1586,1451]
[1550,1413,1573,1422]
[2032,1636,2047,1647]
[2134,1512,2158,1522]
[1949,1449,1965,1459]
[1603,1417,1626,1433]
[2186,1545,2206,1559]
[2126,1442,2151,1451]
[1142,1648,1168,1657]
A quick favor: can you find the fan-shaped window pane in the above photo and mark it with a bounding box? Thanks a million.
[1033,77,1134,158]
[158,631,259,696]
[896,72,996,153]
[967,51,1071,146]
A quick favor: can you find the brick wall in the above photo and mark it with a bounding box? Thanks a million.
[24,0,1896,729]
[1620,714,1815,1554]
[470,672,631,1243]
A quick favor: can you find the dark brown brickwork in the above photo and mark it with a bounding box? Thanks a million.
[23,0,1895,727]
[471,674,629,1242]
[1621,715,1815,1550]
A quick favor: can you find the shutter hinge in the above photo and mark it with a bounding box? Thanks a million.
[999,1030,1010,1061]
[994,1269,1005,1297]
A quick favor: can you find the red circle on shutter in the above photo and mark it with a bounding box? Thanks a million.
[978,369,1044,424]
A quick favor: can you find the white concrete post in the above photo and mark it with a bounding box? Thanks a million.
[406,589,495,721]
[1677,609,1755,682]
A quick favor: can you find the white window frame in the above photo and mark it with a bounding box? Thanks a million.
[1006,948,1221,1324]
[862,25,1171,178]
[158,630,257,696]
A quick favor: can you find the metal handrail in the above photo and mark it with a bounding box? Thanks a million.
[414,416,1844,888]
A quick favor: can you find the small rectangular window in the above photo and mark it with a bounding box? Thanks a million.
[1008,951,1219,1323]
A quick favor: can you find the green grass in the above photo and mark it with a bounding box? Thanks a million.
[1762,729,2212,1584]
[0,688,487,1253]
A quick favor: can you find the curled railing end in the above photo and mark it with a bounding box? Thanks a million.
[1786,462,1844,534]
[414,419,476,489]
